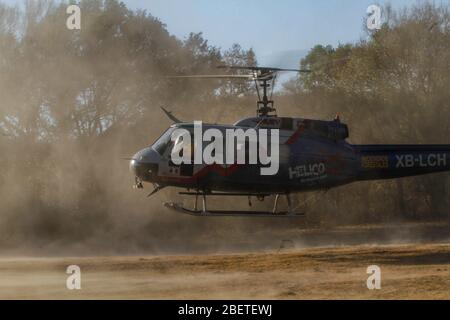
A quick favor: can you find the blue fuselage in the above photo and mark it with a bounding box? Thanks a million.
[130,117,450,194]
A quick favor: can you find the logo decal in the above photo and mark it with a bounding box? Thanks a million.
[289,163,326,181]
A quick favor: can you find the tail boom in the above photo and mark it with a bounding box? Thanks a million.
[354,145,450,181]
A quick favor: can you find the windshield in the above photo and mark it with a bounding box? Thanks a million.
[151,128,175,155]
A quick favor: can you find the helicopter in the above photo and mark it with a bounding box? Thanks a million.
[129,66,450,217]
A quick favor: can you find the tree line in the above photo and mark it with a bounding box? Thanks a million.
[0,0,448,252]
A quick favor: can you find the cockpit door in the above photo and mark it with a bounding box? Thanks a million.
[161,132,194,177]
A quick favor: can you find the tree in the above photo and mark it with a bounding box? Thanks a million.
[286,2,450,221]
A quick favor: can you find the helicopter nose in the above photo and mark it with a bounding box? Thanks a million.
[129,147,160,181]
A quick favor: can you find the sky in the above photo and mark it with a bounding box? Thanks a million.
[2,0,436,67]
[124,0,417,64]
[123,0,423,84]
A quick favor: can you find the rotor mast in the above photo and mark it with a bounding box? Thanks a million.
[255,73,277,117]
[218,66,309,118]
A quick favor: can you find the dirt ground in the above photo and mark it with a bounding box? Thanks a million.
[0,242,449,299]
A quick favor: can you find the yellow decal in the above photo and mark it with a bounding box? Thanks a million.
[362,156,388,169]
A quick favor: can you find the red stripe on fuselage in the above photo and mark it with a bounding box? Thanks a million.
[159,126,304,183]
[285,125,305,145]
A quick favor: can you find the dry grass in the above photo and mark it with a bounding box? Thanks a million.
[0,243,449,299]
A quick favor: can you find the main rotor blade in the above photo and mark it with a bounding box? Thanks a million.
[278,68,311,73]
[166,74,254,79]
[217,65,311,73]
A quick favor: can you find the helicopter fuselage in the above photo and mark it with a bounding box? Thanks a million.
[130,116,450,195]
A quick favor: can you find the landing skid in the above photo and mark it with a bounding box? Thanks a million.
[164,202,304,217]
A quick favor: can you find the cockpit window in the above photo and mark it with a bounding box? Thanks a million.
[151,128,175,155]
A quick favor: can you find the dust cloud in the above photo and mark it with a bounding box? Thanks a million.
[0,1,449,257]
